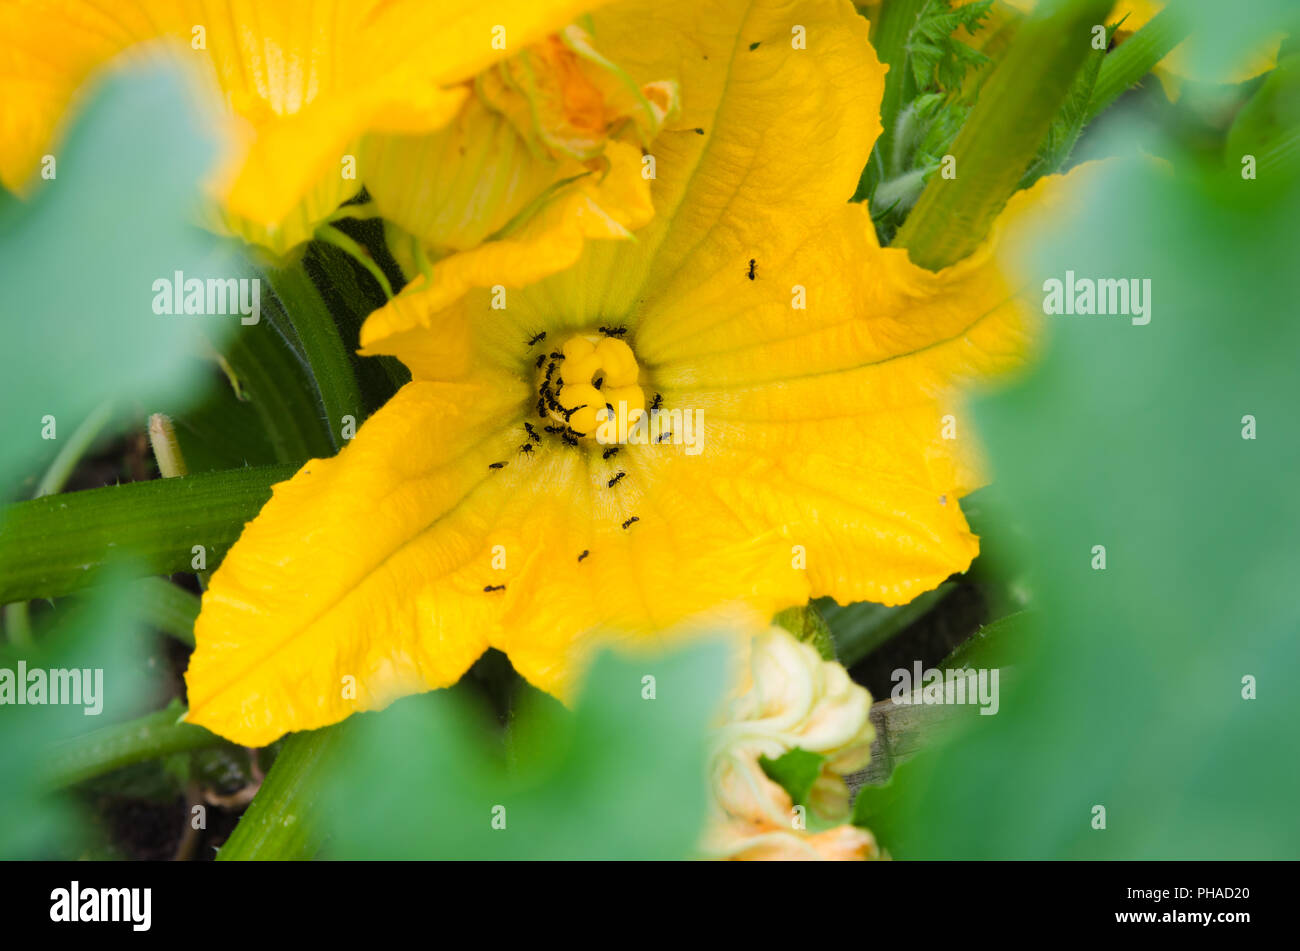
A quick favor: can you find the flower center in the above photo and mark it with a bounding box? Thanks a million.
[538,331,645,438]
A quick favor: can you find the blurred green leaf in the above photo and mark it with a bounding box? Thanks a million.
[0,575,153,857]
[322,641,730,859]
[0,63,242,492]
[760,748,826,808]
[867,132,1300,858]
[1226,51,1300,184]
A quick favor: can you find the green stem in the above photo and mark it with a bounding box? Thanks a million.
[44,699,226,788]
[4,402,117,645]
[218,726,347,860]
[2,604,32,647]
[0,464,296,604]
[1085,6,1191,123]
[130,576,200,646]
[313,225,394,301]
[894,0,1117,270]
[324,202,381,225]
[266,262,364,452]
[36,402,116,498]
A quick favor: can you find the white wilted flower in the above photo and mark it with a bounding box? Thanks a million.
[703,626,881,861]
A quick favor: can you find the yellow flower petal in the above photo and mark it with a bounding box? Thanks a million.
[0,0,601,254]
[360,138,654,348]
[359,19,675,306]
[186,377,527,745]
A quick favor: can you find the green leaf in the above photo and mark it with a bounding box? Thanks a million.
[1226,51,1300,184]
[773,603,837,660]
[0,63,241,492]
[265,262,363,453]
[214,291,337,465]
[316,641,730,859]
[851,770,903,829]
[0,574,154,857]
[939,610,1036,672]
[818,583,955,668]
[759,747,827,808]
[1085,5,1191,123]
[859,0,991,210]
[304,239,410,414]
[0,464,295,604]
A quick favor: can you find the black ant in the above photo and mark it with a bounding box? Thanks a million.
[602,447,619,460]
[622,516,640,530]
[483,584,505,592]
[607,472,626,488]
[527,331,546,346]
[562,433,578,447]
[536,398,546,418]
[577,550,590,563]
[747,258,756,280]
[598,326,627,338]
[489,461,507,470]
[656,431,673,443]
[520,443,533,454]
[524,422,540,443]
[550,351,563,359]
[535,353,546,369]
[650,393,663,410]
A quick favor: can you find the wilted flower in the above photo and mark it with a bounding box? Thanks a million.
[703,626,879,861]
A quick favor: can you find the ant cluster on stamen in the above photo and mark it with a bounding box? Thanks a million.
[517,328,655,552]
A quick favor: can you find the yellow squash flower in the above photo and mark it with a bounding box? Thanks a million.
[186,0,1074,746]
[0,0,610,254]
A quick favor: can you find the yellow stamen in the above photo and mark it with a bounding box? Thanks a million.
[545,333,645,437]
